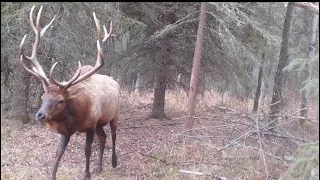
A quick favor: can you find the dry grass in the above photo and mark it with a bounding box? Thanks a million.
[1,89,318,180]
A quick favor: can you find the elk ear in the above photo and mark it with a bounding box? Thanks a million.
[68,87,85,99]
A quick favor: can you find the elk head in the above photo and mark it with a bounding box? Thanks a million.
[19,6,113,123]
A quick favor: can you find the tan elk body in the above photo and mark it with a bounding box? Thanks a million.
[44,71,120,134]
[18,5,120,180]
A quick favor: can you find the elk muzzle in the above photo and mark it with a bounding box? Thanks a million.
[36,111,46,121]
[36,101,52,122]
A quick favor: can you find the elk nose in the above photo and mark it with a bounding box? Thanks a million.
[36,112,46,121]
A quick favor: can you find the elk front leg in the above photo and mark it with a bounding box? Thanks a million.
[84,130,95,180]
[52,135,70,180]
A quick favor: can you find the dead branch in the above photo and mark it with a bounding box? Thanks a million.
[294,2,319,15]
[139,152,167,164]
[229,113,251,139]
[181,161,248,170]
[211,130,254,157]
[120,122,183,129]
[174,124,237,136]
[207,110,314,158]
[172,115,210,120]
[261,131,312,143]
[236,144,294,162]
[291,116,319,123]
[175,134,230,139]
[269,92,294,107]
[217,106,236,113]
[255,114,269,177]
[179,170,227,180]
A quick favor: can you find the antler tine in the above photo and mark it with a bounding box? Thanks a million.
[40,15,56,37]
[35,6,43,30]
[20,55,49,92]
[102,21,113,42]
[20,5,56,89]
[93,12,102,44]
[69,40,104,87]
[94,13,114,44]
[50,61,82,90]
[19,31,45,82]
[50,12,111,89]
[19,34,27,56]
[29,6,37,34]
[20,55,42,81]
[31,5,42,58]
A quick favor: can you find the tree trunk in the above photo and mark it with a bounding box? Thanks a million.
[261,62,273,106]
[186,2,207,129]
[135,72,148,95]
[253,53,265,113]
[300,3,319,122]
[10,66,30,124]
[150,33,174,120]
[150,58,168,120]
[150,9,177,120]
[269,2,295,126]
[299,63,310,119]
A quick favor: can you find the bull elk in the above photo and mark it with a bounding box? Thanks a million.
[18,6,120,180]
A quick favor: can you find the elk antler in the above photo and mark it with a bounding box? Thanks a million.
[49,61,82,90]
[19,6,56,92]
[50,12,114,89]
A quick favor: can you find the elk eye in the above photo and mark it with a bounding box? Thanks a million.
[58,99,64,104]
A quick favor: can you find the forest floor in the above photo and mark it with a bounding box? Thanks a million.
[1,90,319,180]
